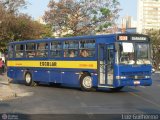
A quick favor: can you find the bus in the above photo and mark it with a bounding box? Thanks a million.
[7,33,152,91]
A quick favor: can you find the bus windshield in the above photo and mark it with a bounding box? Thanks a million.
[117,42,151,65]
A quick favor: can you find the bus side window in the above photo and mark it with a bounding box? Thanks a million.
[63,41,78,58]
[36,42,48,57]
[80,49,89,57]
[51,41,62,58]
[69,50,75,57]
[8,45,14,58]
[15,44,24,58]
[26,43,36,58]
[64,50,78,57]
[79,40,95,57]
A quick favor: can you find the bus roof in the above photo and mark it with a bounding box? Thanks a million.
[9,33,149,44]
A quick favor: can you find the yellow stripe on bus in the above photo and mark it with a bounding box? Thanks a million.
[7,60,97,69]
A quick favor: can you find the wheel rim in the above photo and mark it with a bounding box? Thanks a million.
[82,76,92,89]
[25,73,31,83]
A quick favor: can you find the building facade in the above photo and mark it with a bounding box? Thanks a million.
[119,16,137,33]
[137,0,160,33]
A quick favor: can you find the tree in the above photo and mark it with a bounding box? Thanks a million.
[10,14,52,40]
[0,0,27,13]
[0,2,53,50]
[43,0,120,37]
[146,29,160,70]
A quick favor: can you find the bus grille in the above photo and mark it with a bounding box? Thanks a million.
[121,71,149,76]
[128,75,145,79]
[121,71,150,80]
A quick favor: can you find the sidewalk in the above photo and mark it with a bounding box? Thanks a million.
[0,73,27,101]
[0,73,16,101]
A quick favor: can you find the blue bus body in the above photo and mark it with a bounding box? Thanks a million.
[7,34,152,91]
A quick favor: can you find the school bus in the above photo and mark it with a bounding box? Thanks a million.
[7,33,152,91]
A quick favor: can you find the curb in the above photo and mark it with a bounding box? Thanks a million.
[0,73,25,101]
[0,92,17,101]
[0,82,18,101]
[155,71,160,73]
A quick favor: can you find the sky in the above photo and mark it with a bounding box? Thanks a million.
[119,0,137,20]
[21,0,137,22]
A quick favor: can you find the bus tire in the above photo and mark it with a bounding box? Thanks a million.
[110,86,124,92]
[80,74,95,92]
[24,72,36,86]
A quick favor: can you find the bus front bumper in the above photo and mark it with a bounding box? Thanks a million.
[117,79,152,87]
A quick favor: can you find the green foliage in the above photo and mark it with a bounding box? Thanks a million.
[92,15,97,21]
[0,2,53,49]
[63,34,74,37]
[100,8,110,16]
[103,23,111,28]
[41,24,53,38]
[145,29,160,70]
[91,9,98,14]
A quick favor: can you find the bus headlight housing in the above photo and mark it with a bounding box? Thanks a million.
[145,76,150,79]
[116,76,126,79]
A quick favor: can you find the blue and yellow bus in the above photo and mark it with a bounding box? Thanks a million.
[7,33,152,91]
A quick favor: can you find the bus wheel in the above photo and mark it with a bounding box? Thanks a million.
[110,86,124,92]
[80,74,95,91]
[25,72,36,86]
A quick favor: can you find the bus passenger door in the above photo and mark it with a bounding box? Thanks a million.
[98,44,114,86]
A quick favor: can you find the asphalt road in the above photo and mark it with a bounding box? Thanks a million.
[0,73,160,120]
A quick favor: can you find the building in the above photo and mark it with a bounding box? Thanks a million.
[36,16,46,25]
[121,16,132,29]
[120,16,137,33]
[137,0,160,33]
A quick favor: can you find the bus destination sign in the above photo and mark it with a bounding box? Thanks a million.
[118,36,128,41]
[131,36,147,41]
[117,35,148,41]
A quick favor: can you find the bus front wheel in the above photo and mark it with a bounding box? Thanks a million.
[25,72,36,86]
[80,74,95,91]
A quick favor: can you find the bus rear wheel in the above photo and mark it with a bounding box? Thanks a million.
[25,72,36,86]
[80,74,95,91]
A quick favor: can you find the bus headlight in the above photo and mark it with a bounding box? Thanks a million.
[116,76,126,79]
[121,76,127,79]
[145,76,150,79]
